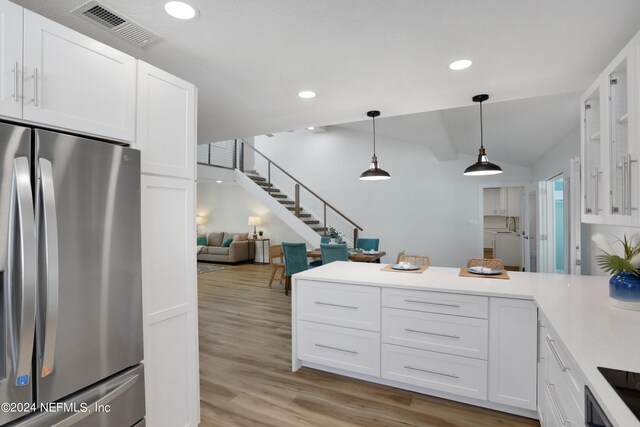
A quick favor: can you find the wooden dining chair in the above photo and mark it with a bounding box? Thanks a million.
[396,250,405,263]
[399,254,430,267]
[467,258,505,270]
[268,244,285,288]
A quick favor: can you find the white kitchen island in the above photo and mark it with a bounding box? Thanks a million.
[291,262,640,427]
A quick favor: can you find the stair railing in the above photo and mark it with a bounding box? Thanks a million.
[238,139,363,243]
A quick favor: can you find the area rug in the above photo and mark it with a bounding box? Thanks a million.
[197,263,225,275]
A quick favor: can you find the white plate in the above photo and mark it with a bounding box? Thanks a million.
[468,266,502,275]
[391,263,420,271]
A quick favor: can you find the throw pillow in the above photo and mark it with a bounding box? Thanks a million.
[208,231,224,247]
[221,237,233,247]
[197,235,207,246]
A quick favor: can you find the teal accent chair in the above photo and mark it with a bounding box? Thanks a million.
[282,242,314,295]
[310,236,332,267]
[320,243,349,265]
[356,238,379,251]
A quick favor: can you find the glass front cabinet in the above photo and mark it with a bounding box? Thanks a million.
[581,33,639,226]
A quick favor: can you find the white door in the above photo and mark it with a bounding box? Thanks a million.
[0,0,22,119]
[522,184,537,272]
[569,158,582,274]
[136,61,196,179]
[22,10,136,141]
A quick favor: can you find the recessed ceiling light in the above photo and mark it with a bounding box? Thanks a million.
[307,127,315,130]
[216,180,222,183]
[298,91,316,99]
[449,59,472,71]
[164,1,198,20]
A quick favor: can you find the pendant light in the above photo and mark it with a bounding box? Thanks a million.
[359,110,391,180]
[463,94,503,176]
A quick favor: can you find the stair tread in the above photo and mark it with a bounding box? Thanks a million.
[280,200,295,205]
[270,194,287,198]
[303,220,320,224]
[262,187,280,193]
[249,176,266,182]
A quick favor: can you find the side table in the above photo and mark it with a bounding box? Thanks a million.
[253,238,271,264]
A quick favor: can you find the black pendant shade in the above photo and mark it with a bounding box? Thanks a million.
[464,94,503,176]
[359,110,391,180]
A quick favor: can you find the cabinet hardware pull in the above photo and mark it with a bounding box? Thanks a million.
[13,61,19,102]
[314,344,358,354]
[404,299,460,308]
[404,328,460,339]
[545,336,569,372]
[404,365,459,378]
[596,169,602,213]
[545,379,569,425]
[33,68,39,107]
[314,301,358,310]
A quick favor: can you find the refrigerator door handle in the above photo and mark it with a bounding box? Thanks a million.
[51,374,139,427]
[7,157,37,386]
[38,158,59,378]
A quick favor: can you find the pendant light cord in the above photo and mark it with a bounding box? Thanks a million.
[479,100,484,149]
[372,115,376,156]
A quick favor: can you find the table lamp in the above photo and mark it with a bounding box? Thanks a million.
[248,216,262,239]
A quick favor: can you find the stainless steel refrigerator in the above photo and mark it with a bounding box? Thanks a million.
[0,122,144,426]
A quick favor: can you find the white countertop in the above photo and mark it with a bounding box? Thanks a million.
[294,262,640,427]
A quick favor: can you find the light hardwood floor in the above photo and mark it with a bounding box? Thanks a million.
[198,263,539,427]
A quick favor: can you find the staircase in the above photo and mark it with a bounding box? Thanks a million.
[232,139,363,247]
[244,170,326,234]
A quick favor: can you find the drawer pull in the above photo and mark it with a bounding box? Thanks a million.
[314,301,358,310]
[314,344,358,354]
[545,379,569,425]
[545,335,569,372]
[404,299,461,308]
[404,365,459,379]
[404,328,460,339]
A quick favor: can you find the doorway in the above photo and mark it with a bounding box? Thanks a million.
[538,175,566,274]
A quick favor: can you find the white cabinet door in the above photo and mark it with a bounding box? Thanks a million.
[506,187,522,217]
[581,79,605,223]
[22,10,135,141]
[603,41,639,226]
[137,61,196,179]
[0,0,22,119]
[483,187,501,215]
[488,298,537,410]
[141,175,199,427]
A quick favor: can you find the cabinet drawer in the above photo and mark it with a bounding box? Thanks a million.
[382,308,488,359]
[382,288,488,319]
[543,375,583,427]
[298,321,380,377]
[296,280,380,331]
[381,344,487,400]
[540,313,584,412]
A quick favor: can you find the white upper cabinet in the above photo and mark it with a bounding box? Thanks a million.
[604,43,639,226]
[0,0,23,119]
[581,79,605,223]
[136,61,196,179]
[581,31,640,226]
[22,10,136,142]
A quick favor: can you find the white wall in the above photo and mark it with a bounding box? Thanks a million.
[197,181,305,245]
[254,128,531,267]
[531,128,580,182]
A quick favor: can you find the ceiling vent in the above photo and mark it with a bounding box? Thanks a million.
[72,1,161,48]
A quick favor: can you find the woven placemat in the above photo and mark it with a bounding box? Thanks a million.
[381,264,429,274]
[459,267,509,280]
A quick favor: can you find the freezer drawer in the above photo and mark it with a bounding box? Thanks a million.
[7,364,145,427]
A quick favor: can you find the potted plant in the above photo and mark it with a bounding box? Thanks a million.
[592,233,640,311]
[327,226,343,244]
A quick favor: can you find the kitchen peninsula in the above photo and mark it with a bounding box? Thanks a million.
[291,262,640,427]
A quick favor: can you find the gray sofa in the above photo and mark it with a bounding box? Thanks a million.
[197,231,252,263]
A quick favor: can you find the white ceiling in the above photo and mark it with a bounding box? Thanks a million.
[335,91,581,168]
[13,0,640,144]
